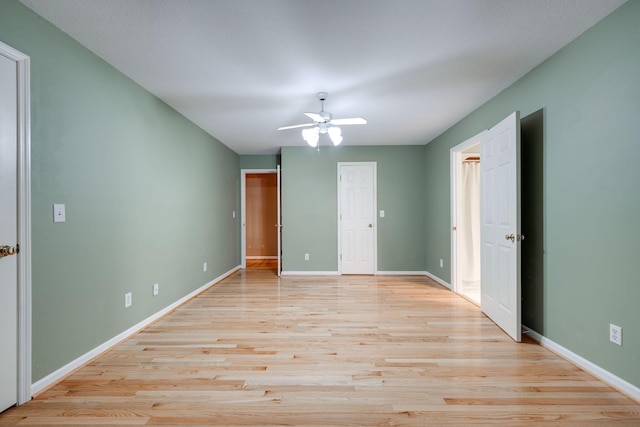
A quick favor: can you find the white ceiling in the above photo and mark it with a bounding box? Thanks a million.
[20,0,626,155]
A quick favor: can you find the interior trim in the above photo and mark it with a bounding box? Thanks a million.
[424,271,451,289]
[524,327,640,403]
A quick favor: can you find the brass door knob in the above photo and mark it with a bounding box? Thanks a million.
[0,244,19,258]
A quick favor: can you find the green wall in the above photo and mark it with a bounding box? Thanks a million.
[239,154,280,170]
[281,146,426,272]
[424,1,640,388]
[1,0,240,382]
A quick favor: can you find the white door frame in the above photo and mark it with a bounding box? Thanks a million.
[0,41,32,405]
[450,131,486,298]
[240,168,279,272]
[337,162,377,274]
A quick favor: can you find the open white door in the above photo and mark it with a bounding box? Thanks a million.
[480,112,522,342]
[277,165,282,276]
[0,47,19,413]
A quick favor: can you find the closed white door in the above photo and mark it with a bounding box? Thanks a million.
[0,52,18,411]
[480,112,522,342]
[339,163,376,274]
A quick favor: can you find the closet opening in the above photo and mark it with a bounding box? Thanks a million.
[451,137,483,305]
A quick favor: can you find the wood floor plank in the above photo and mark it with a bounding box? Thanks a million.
[1,269,639,426]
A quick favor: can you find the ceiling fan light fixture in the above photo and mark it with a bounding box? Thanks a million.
[328,126,342,146]
[302,126,319,147]
[278,92,365,149]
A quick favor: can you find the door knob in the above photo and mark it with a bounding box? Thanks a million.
[0,244,19,258]
[368,224,373,228]
[505,234,515,242]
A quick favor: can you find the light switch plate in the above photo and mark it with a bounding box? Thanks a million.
[53,204,66,223]
[380,210,385,218]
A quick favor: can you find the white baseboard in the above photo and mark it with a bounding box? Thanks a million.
[376,271,428,276]
[280,270,339,276]
[424,271,451,289]
[523,327,640,402]
[31,265,241,396]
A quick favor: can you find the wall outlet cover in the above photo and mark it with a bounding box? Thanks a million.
[610,324,622,346]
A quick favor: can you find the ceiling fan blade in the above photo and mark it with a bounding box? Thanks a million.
[277,123,315,131]
[304,112,325,122]
[330,117,367,126]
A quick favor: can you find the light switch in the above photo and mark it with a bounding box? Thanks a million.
[53,204,66,223]
[380,210,385,218]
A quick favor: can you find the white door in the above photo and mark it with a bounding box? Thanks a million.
[480,112,522,342]
[276,165,282,276]
[339,163,376,274]
[0,52,19,411]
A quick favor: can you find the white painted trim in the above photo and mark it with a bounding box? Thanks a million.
[240,169,277,269]
[31,265,241,396]
[424,271,451,289]
[376,271,428,276]
[337,162,377,275]
[523,327,640,402]
[0,41,32,406]
[280,271,339,276]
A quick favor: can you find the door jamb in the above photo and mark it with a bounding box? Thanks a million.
[0,41,32,405]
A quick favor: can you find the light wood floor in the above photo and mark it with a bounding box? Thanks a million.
[2,270,639,426]
[246,258,278,270]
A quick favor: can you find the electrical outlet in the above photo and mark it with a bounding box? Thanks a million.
[440,259,444,268]
[610,324,622,346]
[124,292,132,308]
[304,253,310,261]
[152,283,159,297]
[203,262,207,272]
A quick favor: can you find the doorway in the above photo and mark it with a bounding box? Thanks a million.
[0,41,32,409]
[240,168,281,274]
[451,132,485,305]
[451,111,543,342]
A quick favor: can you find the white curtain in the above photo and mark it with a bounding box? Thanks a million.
[459,161,480,287]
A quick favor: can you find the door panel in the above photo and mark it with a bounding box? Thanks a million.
[339,163,375,274]
[0,52,18,411]
[481,112,521,342]
[277,165,281,276]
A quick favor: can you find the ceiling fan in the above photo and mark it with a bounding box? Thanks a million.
[277,92,367,148]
